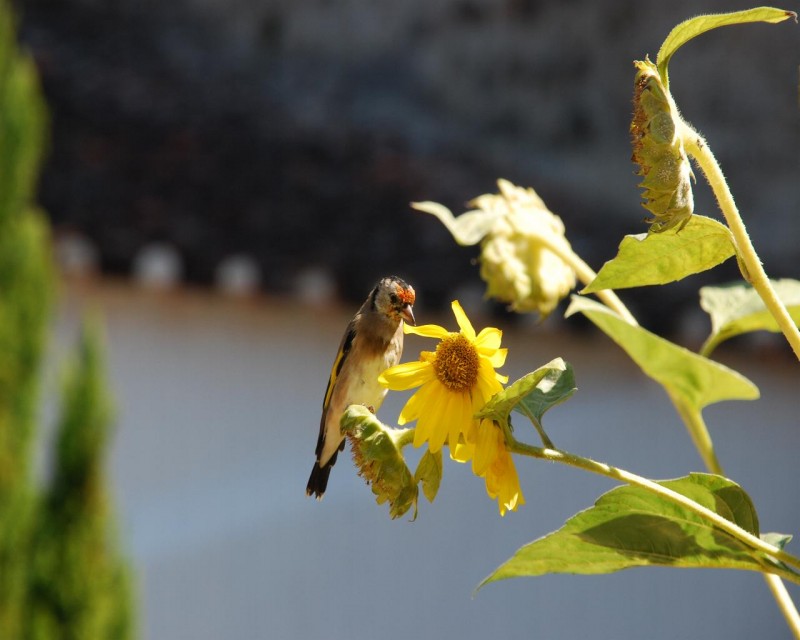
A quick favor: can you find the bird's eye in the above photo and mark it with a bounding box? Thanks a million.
[389,293,399,304]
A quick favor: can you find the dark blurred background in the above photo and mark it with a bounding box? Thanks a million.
[17,0,800,331]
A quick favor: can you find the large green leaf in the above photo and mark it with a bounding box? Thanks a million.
[656,7,796,89]
[480,473,800,587]
[699,279,800,356]
[566,296,758,409]
[582,215,734,293]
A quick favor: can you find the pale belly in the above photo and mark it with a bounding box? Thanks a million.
[318,335,402,466]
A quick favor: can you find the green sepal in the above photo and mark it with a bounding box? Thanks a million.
[699,279,800,356]
[414,448,442,504]
[583,215,735,293]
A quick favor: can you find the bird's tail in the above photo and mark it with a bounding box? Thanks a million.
[306,460,333,499]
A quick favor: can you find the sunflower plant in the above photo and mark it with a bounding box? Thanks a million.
[337,6,800,638]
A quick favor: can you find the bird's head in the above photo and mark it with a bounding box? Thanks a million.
[375,276,416,326]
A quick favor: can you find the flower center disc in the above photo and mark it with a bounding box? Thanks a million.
[433,333,479,392]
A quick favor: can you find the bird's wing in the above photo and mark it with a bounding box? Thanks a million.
[323,320,356,411]
[315,318,357,457]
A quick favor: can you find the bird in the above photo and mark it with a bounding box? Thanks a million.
[306,276,416,499]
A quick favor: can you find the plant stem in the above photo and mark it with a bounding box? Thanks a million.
[665,390,723,474]
[515,404,555,449]
[535,231,639,326]
[682,124,800,635]
[683,127,800,361]
[392,427,416,449]
[765,574,800,637]
[503,431,800,576]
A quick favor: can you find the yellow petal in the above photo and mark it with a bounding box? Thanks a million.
[446,391,471,452]
[451,442,474,463]
[404,323,449,339]
[480,346,507,369]
[379,360,434,390]
[486,450,525,516]
[472,420,498,476]
[410,383,443,444]
[475,326,502,351]
[475,364,504,406]
[411,381,450,453]
[397,388,421,425]
[425,389,452,454]
[451,300,476,341]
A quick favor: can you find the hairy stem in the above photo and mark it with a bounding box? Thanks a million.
[665,390,723,474]
[391,427,416,449]
[683,127,800,361]
[765,574,800,638]
[681,125,800,634]
[535,231,639,326]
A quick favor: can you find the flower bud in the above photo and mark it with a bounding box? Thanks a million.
[341,405,418,519]
[631,58,694,233]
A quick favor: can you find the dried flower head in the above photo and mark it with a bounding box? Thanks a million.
[631,57,694,233]
[341,405,418,519]
[413,180,576,317]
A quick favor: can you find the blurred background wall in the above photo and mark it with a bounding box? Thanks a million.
[19,0,799,328]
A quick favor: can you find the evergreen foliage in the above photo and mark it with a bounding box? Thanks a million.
[0,1,136,637]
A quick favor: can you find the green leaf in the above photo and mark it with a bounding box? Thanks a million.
[479,473,800,588]
[411,201,497,246]
[656,7,796,88]
[515,360,577,425]
[477,358,575,425]
[583,215,735,293]
[414,448,442,503]
[565,296,759,409]
[477,359,575,447]
[699,279,800,356]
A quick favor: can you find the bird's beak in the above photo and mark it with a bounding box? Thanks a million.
[401,305,416,326]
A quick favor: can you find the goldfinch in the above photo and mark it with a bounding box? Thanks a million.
[306,276,416,499]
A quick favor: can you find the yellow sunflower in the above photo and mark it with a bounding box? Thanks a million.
[455,419,525,516]
[378,300,508,455]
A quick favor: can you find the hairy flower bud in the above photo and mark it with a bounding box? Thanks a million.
[341,405,418,519]
[631,58,694,233]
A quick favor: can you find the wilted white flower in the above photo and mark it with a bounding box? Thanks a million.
[414,179,576,317]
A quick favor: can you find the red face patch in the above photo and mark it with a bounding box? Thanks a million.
[396,284,415,306]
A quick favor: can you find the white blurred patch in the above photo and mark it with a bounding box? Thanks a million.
[214,254,261,296]
[54,232,99,277]
[132,242,183,289]
[293,267,336,306]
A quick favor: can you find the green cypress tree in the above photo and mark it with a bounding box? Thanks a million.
[0,1,136,637]
[0,3,53,636]
[27,323,136,640]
